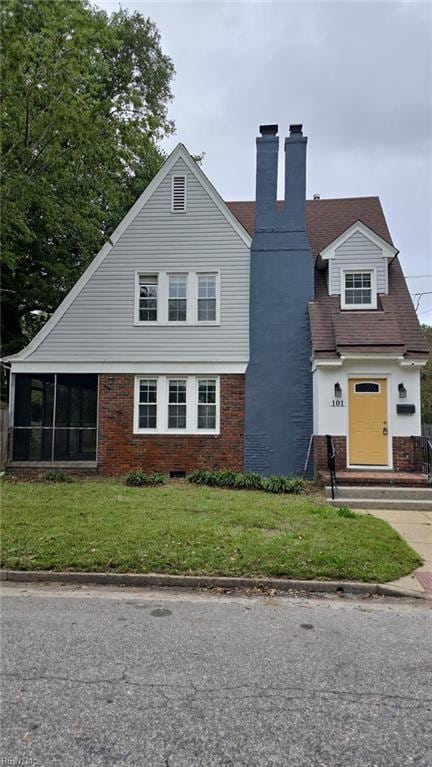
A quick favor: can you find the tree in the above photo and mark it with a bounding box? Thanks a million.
[421,324,432,425]
[1,0,175,356]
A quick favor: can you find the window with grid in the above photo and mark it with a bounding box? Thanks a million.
[344,272,372,306]
[168,380,187,429]
[168,274,187,322]
[197,379,216,429]
[138,275,158,321]
[197,274,217,322]
[138,379,157,429]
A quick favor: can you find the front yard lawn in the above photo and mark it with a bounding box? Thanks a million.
[1,481,421,582]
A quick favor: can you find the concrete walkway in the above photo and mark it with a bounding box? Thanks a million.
[365,509,432,595]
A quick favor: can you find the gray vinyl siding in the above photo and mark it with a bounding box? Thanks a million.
[26,158,250,362]
[330,231,388,295]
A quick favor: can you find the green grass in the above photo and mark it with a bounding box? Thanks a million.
[0,480,422,582]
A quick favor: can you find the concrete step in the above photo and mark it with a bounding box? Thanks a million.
[326,497,432,511]
[325,485,432,501]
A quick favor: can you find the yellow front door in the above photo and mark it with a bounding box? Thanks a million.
[348,379,388,466]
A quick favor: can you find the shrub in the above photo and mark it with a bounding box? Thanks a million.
[187,469,305,494]
[41,470,73,483]
[261,476,305,494]
[336,506,359,519]
[124,471,167,487]
[229,472,263,490]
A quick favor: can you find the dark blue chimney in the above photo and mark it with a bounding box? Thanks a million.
[244,124,314,477]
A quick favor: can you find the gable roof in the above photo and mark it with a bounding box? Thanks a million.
[226,196,393,257]
[7,144,252,362]
[319,220,398,260]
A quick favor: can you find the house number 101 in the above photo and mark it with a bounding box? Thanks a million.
[331,400,345,407]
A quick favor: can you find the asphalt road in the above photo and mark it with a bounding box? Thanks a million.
[1,584,431,767]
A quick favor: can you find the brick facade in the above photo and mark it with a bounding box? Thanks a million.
[392,437,416,472]
[314,436,347,474]
[97,374,245,476]
[314,434,421,474]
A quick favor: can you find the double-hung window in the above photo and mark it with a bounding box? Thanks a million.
[168,274,187,322]
[138,275,158,322]
[168,380,187,429]
[134,376,219,433]
[342,271,376,309]
[197,274,217,322]
[138,379,157,429]
[197,379,217,429]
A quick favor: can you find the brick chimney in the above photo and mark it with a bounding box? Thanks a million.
[244,123,314,477]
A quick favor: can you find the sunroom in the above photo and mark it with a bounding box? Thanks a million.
[10,374,98,464]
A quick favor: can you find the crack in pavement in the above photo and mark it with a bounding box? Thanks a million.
[2,671,431,710]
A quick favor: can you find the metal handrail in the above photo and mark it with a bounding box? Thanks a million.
[427,439,432,483]
[326,434,337,500]
[412,435,432,482]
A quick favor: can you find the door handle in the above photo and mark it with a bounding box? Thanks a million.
[383,423,388,436]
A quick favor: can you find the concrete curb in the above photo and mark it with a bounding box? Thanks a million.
[1,569,430,600]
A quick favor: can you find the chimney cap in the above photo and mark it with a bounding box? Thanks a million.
[259,124,278,136]
[289,124,303,135]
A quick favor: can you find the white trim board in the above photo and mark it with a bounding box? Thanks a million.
[5,143,252,363]
[9,362,248,374]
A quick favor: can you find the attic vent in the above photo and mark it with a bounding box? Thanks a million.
[171,175,186,212]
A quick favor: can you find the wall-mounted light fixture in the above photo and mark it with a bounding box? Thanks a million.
[334,382,342,399]
[398,383,407,399]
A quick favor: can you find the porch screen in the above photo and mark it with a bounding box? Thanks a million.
[13,374,98,461]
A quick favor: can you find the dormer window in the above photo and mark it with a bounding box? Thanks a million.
[342,270,377,310]
[171,175,186,212]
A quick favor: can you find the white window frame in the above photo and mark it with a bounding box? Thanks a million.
[167,273,188,324]
[341,269,377,310]
[196,272,220,325]
[133,375,220,434]
[134,377,158,432]
[134,271,220,326]
[135,273,160,325]
[171,174,187,213]
[167,378,188,430]
[196,377,219,431]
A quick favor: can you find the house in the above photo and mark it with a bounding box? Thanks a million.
[5,124,429,481]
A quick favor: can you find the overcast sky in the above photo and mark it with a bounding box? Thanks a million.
[98,0,432,325]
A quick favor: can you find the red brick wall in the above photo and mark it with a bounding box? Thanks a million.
[315,434,420,473]
[393,437,415,471]
[314,435,347,473]
[97,374,245,476]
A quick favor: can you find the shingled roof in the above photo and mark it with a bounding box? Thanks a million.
[226,196,393,256]
[227,197,428,359]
